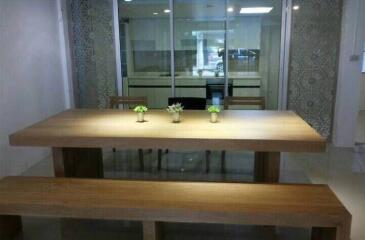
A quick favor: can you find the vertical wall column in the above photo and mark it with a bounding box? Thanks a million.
[287,0,343,138]
[68,0,117,108]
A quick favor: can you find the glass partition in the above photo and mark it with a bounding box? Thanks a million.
[118,0,283,109]
[227,0,282,109]
[118,0,171,109]
[174,0,226,104]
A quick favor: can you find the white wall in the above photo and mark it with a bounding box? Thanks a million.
[333,0,365,147]
[0,0,69,177]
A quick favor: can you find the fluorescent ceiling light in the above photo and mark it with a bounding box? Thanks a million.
[153,12,158,15]
[293,5,300,10]
[124,0,132,2]
[240,7,273,14]
[227,7,234,12]
[164,9,170,13]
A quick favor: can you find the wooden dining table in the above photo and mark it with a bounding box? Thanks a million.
[9,109,326,183]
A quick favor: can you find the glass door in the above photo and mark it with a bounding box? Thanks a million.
[227,0,283,109]
[118,0,172,109]
[173,0,226,106]
[118,0,284,110]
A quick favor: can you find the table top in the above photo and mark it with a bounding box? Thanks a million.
[9,109,326,152]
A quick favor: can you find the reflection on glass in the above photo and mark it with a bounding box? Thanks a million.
[118,0,283,109]
[174,0,226,101]
[227,0,282,109]
[118,0,171,108]
[174,0,226,78]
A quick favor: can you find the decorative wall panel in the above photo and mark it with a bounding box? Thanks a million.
[69,0,116,108]
[288,0,342,138]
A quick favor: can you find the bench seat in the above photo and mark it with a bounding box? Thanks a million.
[0,177,351,240]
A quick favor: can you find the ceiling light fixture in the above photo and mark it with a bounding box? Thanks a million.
[240,7,273,14]
[124,0,132,2]
[153,12,158,15]
[227,7,234,12]
[293,5,300,10]
[164,9,170,13]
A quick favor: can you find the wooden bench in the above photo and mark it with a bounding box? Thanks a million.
[0,177,351,240]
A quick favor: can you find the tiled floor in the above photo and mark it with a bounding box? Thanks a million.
[19,145,365,240]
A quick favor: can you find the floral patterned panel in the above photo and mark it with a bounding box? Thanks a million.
[288,0,342,138]
[69,0,116,108]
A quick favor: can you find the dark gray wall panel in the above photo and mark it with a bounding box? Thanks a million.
[288,0,342,138]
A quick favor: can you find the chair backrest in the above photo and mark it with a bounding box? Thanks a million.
[109,96,147,109]
[168,97,206,110]
[224,96,265,110]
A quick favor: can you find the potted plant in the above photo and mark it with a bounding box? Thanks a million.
[167,103,184,123]
[133,105,148,122]
[207,105,220,123]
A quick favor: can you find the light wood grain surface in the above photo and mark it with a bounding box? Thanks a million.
[9,109,326,152]
[0,177,350,231]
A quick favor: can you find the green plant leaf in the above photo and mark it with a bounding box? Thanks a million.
[207,105,221,113]
[133,105,148,113]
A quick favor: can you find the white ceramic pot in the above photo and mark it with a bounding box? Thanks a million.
[210,112,218,123]
[137,112,145,122]
[172,112,180,123]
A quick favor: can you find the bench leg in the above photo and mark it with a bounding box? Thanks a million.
[254,152,280,183]
[52,147,104,178]
[312,227,337,240]
[143,221,162,240]
[0,215,22,239]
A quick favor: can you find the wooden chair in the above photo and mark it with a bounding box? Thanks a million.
[220,96,266,174]
[109,96,147,109]
[158,97,211,173]
[109,96,147,171]
[224,96,265,110]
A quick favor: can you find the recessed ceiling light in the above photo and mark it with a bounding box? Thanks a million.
[227,7,234,12]
[164,9,170,13]
[124,0,132,2]
[293,5,300,10]
[240,7,273,14]
[153,12,158,15]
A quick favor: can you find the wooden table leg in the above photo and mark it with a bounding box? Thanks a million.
[254,152,280,183]
[0,215,22,239]
[205,150,211,173]
[143,221,162,240]
[138,149,144,171]
[52,147,103,178]
[157,149,162,171]
[53,148,104,239]
[253,152,280,239]
[311,227,337,240]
